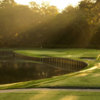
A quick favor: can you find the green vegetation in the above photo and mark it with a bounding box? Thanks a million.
[15,48,100,58]
[0,0,100,48]
[0,48,100,89]
[0,90,100,100]
[1,0,100,99]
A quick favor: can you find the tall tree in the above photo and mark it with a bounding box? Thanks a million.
[0,0,15,8]
[96,0,100,3]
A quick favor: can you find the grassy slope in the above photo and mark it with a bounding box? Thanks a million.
[15,48,100,58]
[0,48,100,89]
[0,90,100,100]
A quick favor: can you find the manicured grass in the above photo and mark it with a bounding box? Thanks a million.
[15,48,100,59]
[0,90,100,100]
[0,48,100,89]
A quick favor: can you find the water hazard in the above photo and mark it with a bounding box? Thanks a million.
[0,50,87,84]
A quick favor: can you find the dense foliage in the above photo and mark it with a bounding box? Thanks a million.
[0,0,100,48]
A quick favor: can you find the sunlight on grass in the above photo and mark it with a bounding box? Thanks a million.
[60,96,78,100]
[29,90,49,100]
[0,90,100,100]
[15,49,100,59]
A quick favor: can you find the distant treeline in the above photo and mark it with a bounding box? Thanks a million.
[0,0,100,48]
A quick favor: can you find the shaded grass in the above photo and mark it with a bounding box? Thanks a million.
[0,90,100,100]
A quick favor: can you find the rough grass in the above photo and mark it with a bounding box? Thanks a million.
[0,48,100,89]
[0,90,100,100]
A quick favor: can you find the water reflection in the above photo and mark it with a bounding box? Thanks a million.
[0,50,87,84]
[0,60,68,84]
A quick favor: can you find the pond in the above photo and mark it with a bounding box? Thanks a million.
[0,50,87,84]
[0,60,69,84]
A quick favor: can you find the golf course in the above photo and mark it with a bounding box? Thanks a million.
[1,0,100,99]
[0,48,100,99]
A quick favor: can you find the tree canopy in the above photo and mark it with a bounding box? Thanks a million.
[0,0,100,48]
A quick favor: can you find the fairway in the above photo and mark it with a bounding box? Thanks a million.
[0,89,100,100]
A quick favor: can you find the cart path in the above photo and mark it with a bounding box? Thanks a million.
[1,88,100,93]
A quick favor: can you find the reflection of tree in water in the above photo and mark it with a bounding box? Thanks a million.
[0,61,67,84]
